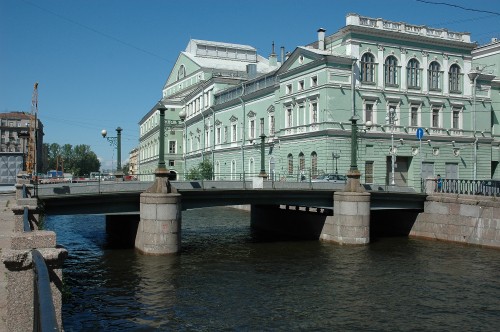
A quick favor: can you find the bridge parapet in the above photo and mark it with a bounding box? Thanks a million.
[1,176,67,331]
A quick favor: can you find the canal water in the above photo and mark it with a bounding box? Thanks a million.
[45,207,500,331]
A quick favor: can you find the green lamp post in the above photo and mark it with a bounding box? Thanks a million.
[101,127,123,179]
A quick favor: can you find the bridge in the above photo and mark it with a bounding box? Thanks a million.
[36,180,426,215]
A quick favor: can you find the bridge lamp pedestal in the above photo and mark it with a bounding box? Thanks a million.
[136,102,182,255]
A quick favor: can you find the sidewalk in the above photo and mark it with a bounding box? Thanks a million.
[0,191,16,332]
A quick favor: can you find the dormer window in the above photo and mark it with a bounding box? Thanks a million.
[177,65,186,80]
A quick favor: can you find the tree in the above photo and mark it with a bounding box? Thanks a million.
[42,143,100,176]
[121,162,130,176]
[186,160,213,180]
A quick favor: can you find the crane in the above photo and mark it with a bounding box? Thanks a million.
[26,82,38,176]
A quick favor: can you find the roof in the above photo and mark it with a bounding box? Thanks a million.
[0,112,32,119]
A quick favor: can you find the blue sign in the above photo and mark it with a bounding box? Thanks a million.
[416,127,424,140]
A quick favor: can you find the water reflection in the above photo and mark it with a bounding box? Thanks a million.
[45,208,500,331]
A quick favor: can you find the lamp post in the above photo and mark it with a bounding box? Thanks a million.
[332,151,340,174]
[259,133,267,178]
[155,104,168,176]
[468,69,480,181]
[101,127,123,179]
[386,108,397,186]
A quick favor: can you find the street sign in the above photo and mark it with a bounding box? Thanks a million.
[416,127,424,140]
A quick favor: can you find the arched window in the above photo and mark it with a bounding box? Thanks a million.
[299,152,305,171]
[428,61,441,91]
[360,53,375,83]
[310,152,318,176]
[177,65,186,80]
[407,59,420,88]
[385,56,398,86]
[287,154,293,175]
[449,64,461,93]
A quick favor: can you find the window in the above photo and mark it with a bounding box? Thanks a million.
[299,152,305,171]
[287,108,293,127]
[452,107,461,129]
[311,102,318,124]
[249,119,255,139]
[216,127,221,144]
[311,152,318,176]
[411,106,419,127]
[365,161,374,184]
[232,123,237,142]
[169,160,175,167]
[224,126,228,142]
[311,76,318,87]
[385,56,398,86]
[407,59,420,89]
[287,154,293,174]
[428,61,441,90]
[298,80,304,91]
[449,64,461,93]
[286,84,292,94]
[432,107,440,128]
[269,115,275,135]
[177,65,186,80]
[168,141,176,154]
[365,103,373,123]
[360,53,375,83]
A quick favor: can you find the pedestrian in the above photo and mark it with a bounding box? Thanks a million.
[436,174,442,192]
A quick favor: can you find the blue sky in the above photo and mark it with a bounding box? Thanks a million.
[1,0,499,171]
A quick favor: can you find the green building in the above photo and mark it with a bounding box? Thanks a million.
[138,13,500,189]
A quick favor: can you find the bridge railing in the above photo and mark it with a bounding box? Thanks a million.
[423,178,500,196]
[20,185,60,332]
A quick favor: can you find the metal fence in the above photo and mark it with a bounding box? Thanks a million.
[434,179,500,197]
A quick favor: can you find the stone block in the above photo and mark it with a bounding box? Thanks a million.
[10,231,56,250]
[460,205,481,218]
[425,201,449,215]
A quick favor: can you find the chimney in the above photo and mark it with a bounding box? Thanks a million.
[318,28,326,50]
[269,41,277,67]
[280,46,285,64]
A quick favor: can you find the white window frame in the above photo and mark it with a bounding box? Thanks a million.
[451,107,462,129]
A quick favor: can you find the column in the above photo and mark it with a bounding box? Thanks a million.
[320,191,371,244]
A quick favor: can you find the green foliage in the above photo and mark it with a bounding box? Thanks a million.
[186,160,213,180]
[42,143,101,176]
[121,162,130,176]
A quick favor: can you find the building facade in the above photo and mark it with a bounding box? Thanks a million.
[0,112,44,184]
[138,13,500,188]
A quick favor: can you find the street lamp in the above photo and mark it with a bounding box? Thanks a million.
[386,108,397,186]
[332,151,340,174]
[101,127,123,179]
[259,133,267,178]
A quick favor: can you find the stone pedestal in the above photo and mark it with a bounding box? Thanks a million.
[2,234,67,332]
[320,191,371,245]
[136,192,182,255]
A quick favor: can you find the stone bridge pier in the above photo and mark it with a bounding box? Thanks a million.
[135,173,181,255]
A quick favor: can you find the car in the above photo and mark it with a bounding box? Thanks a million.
[311,173,347,183]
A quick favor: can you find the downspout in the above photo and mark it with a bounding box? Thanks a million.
[239,90,246,183]
[201,88,205,163]
[211,107,215,179]
[201,111,205,163]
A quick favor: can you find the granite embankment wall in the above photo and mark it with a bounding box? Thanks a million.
[410,194,500,248]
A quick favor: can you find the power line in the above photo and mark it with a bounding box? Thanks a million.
[21,0,171,63]
[416,0,500,16]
